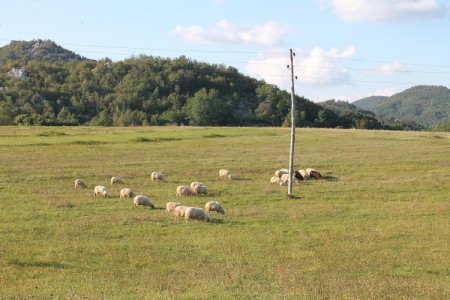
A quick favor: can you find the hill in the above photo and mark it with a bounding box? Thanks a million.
[352,85,450,129]
[352,96,388,111]
[0,39,87,64]
[0,39,371,129]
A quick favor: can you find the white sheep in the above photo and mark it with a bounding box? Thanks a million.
[270,176,281,185]
[193,184,208,196]
[111,176,124,185]
[299,169,310,180]
[120,188,136,199]
[151,171,165,182]
[184,207,210,222]
[279,173,300,186]
[274,168,289,178]
[205,201,225,214]
[74,178,87,189]
[133,195,155,209]
[174,205,188,220]
[190,182,204,190]
[176,185,193,197]
[94,185,108,197]
[219,169,232,180]
[166,201,182,212]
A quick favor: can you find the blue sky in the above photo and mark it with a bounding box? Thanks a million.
[1,0,449,102]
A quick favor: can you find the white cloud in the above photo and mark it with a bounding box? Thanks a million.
[330,0,447,22]
[365,62,412,75]
[245,46,356,91]
[173,20,293,46]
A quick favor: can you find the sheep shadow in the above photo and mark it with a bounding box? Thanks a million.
[322,175,339,181]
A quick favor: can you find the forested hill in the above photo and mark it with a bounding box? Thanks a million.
[0,39,435,129]
[353,85,450,129]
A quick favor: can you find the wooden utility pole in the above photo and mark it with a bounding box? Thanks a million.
[288,49,296,196]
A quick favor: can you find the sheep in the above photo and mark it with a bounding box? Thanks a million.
[293,171,304,181]
[74,178,87,189]
[176,185,193,197]
[279,173,300,186]
[94,185,108,197]
[193,184,208,196]
[120,188,136,199]
[166,201,182,212]
[274,168,289,178]
[299,169,310,180]
[174,205,188,220]
[151,172,165,182]
[184,207,210,222]
[306,168,322,179]
[270,176,281,185]
[111,176,124,185]
[219,169,232,180]
[190,182,204,190]
[205,201,225,214]
[133,195,155,209]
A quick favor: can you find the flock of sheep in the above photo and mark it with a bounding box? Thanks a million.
[73,170,232,222]
[270,168,322,185]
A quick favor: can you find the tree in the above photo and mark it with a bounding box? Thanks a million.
[185,88,228,126]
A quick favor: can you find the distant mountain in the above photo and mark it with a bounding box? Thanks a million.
[352,96,388,111]
[0,39,87,64]
[352,85,450,129]
[319,99,376,116]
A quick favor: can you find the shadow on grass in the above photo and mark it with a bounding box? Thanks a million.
[10,259,69,269]
[322,175,339,181]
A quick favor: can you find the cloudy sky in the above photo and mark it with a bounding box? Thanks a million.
[1,0,449,102]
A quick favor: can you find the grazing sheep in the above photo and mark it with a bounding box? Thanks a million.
[94,185,108,197]
[176,185,193,197]
[270,176,281,185]
[306,168,322,179]
[274,168,289,178]
[205,201,225,214]
[190,182,204,190]
[293,171,304,181]
[279,173,300,186]
[133,195,154,209]
[74,179,87,189]
[166,201,182,212]
[184,207,210,222]
[299,169,310,180]
[174,205,188,220]
[193,184,208,196]
[111,176,124,185]
[219,169,233,180]
[151,172,165,182]
[120,188,136,199]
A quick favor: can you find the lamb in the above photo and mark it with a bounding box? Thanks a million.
[279,173,300,186]
[205,201,225,214]
[133,195,155,209]
[94,185,108,197]
[176,185,193,197]
[184,207,210,222]
[193,184,208,196]
[166,201,182,212]
[219,169,232,180]
[120,188,136,199]
[174,205,188,220]
[270,176,281,185]
[306,168,322,179]
[111,176,124,185]
[151,171,165,182]
[74,178,87,189]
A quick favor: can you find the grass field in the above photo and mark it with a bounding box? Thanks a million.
[0,126,449,299]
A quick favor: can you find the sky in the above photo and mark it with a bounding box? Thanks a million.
[1,0,449,102]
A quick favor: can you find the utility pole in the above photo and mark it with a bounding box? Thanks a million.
[288,49,296,196]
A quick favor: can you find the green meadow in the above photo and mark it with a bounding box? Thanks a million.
[0,126,449,299]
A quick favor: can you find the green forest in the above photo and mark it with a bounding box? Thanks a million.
[1,39,446,130]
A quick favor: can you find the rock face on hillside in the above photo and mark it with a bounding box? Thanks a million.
[0,39,86,64]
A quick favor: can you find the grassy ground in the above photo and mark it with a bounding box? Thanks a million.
[0,126,449,299]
